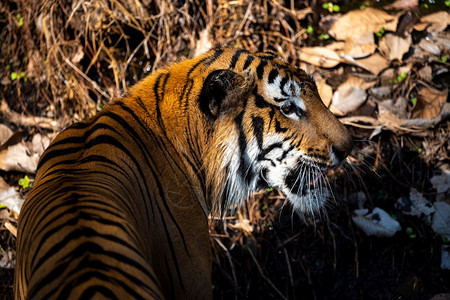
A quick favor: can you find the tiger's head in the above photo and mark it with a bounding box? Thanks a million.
[192,49,353,215]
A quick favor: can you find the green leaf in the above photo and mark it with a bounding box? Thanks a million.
[360,4,367,9]
[18,175,30,188]
[333,5,340,12]
[446,0,450,7]
[406,227,413,235]
[10,72,18,80]
[319,33,330,40]
[266,187,273,192]
[306,25,313,34]
[0,204,7,210]
[16,13,23,27]
[322,3,329,9]
[262,204,268,211]
[410,97,417,106]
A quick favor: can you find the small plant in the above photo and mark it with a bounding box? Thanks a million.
[10,71,28,82]
[306,25,313,34]
[411,147,423,154]
[16,13,23,27]
[318,33,330,40]
[18,175,32,189]
[360,4,367,9]
[261,204,268,211]
[438,56,448,63]
[0,204,7,210]
[410,97,417,106]
[396,72,407,83]
[389,72,408,85]
[322,2,340,13]
[446,0,450,7]
[406,227,417,239]
[376,27,385,38]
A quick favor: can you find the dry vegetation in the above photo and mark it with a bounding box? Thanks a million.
[1,0,449,299]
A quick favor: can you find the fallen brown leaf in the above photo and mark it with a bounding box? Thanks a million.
[413,87,448,120]
[316,77,333,107]
[414,11,450,33]
[329,8,399,41]
[298,47,342,68]
[343,32,377,58]
[353,53,390,75]
[379,33,412,61]
[329,76,375,116]
[384,0,418,10]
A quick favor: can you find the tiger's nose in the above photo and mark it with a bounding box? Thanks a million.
[331,145,351,165]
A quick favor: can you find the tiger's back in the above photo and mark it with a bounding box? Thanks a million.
[15,48,353,299]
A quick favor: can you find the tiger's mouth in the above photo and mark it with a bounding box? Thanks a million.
[267,159,330,213]
[284,162,325,196]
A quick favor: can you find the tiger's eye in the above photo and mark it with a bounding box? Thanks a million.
[281,102,293,115]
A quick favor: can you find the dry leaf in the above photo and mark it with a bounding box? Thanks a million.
[379,33,412,61]
[317,78,333,107]
[417,64,432,81]
[418,39,441,56]
[0,124,13,145]
[298,47,342,68]
[414,11,450,33]
[378,97,409,119]
[413,87,448,119]
[432,202,450,239]
[329,76,375,116]
[0,143,39,173]
[377,110,404,132]
[370,86,392,100]
[329,8,398,41]
[31,133,51,157]
[343,32,377,58]
[353,53,390,75]
[384,0,418,10]
[396,188,435,224]
[352,207,402,237]
[0,177,24,214]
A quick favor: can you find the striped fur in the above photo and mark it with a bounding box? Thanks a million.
[15,48,352,299]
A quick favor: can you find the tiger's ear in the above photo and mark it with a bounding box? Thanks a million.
[199,69,253,119]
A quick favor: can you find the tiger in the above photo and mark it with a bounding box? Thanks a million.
[15,48,353,299]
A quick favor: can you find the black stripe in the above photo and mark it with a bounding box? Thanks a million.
[253,87,268,108]
[252,116,264,149]
[274,97,288,102]
[242,55,254,70]
[275,119,288,133]
[277,144,295,162]
[235,111,253,183]
[229,49,246,70]
[205,49,224,66]
[280,76,289,96]
[258,142,283,160]
[80,286,120,300]
[268,68,278,84]
[256,60,268,79]
[154,73,166,129]
[39,241,158,299]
